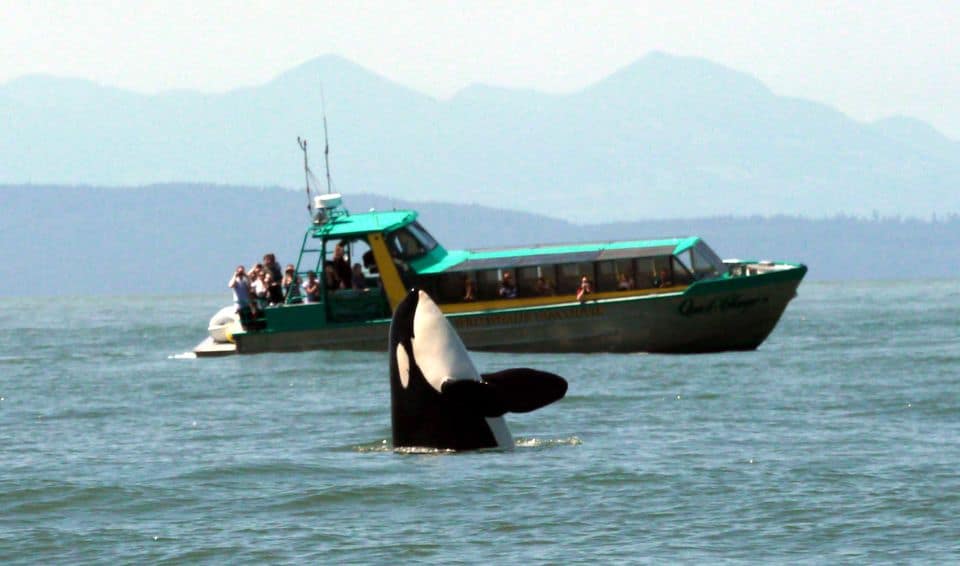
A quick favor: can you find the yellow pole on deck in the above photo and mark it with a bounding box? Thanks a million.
[367,233,408,311]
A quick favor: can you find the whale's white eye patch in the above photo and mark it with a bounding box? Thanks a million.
[395,342,411,389]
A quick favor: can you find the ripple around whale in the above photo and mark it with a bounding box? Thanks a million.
[350,435,582,454]
[513,435,582,449]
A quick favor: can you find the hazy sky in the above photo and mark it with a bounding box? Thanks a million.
[4,1,959,138]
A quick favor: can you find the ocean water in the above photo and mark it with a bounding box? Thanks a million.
[1,281,958,563]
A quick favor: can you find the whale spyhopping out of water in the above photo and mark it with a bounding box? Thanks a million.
[388,289,568,451]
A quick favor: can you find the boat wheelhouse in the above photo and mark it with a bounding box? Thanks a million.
[195,195,806,356]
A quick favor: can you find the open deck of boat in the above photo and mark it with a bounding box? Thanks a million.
[193,336,237,357]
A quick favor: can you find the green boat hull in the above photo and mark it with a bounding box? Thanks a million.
[233,266,805,354]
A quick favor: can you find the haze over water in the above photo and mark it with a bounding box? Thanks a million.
[1,280,958,562]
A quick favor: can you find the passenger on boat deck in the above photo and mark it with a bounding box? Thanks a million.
[303,271,321,303]
[263,253,282,283]
[282,265,302,302]
[498,272,518,299]
[576,276,593,303]
[351,263,367,290]
[229,265,251,306]
[463,276,476,301]
[332,243,352,288]
[228,265,253,323]
[617,273,635,290]
[323,261,341,290]
[265,271,284,305]
[248,263,263,290]
[535,276,555,296]
[251,268,268,305]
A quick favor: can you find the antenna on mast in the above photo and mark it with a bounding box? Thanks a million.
[297,136,312,217]
[321,86,333,194]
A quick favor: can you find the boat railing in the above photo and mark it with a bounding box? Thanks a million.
[723,259,795,277]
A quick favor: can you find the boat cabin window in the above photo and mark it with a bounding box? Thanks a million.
[654,256,673,287]
[634,257,657,289]
[324,237,381,289]
[321,236,391,322]
[418,272,469,303]
[672,256,693,286]
[515,266,541,296]
[594,261,628,290]
[386,221,438,260]
[557,262,594,294]
[476,269,501,299]
[617,259,636,289]
[538,265,558,295]
[406,221,438,251]
[636,256,684,288]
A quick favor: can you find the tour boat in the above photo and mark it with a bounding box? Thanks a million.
[193,193,806,356]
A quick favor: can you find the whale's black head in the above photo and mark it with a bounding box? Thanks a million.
[388,289,567,451]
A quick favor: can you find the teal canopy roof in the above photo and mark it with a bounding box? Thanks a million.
[412,237,702,274]
[310,209,417,239]
[304,206,704,274]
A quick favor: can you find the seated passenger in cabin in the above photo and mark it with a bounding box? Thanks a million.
[498,272,518,299]
[535,276,555,296]
[463,276,476,301]
[323,261,342,290]
[351,263,367,290]
[282,264,302,303]
[332,243,353,287]
[362,250,378,273]
[576,276,593,303]
[653,269,672,288]
[303,271,321,303]
[617,273,635,290]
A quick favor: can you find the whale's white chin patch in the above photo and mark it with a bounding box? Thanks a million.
[395,343,411,389]
[412,291,480,392]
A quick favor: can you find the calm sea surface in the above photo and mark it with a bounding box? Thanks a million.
[1,281,958,563]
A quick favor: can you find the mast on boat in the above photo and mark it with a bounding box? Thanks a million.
[298,86,335,219]
[321,87,332,195]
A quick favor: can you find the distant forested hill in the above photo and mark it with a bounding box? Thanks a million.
[2,184,957,296]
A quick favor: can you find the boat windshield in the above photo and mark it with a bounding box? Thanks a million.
[387,221,438,259]
[406,221,438,251]
[686,241,726,280]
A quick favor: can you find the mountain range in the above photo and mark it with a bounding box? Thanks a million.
[2,53,958,221]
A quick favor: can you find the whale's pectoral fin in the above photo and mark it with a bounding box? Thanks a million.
[481,368,568,413]
[440,369,568,417]
[441,379,508,417]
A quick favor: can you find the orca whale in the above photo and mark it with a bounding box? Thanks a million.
[388,289,568,451]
